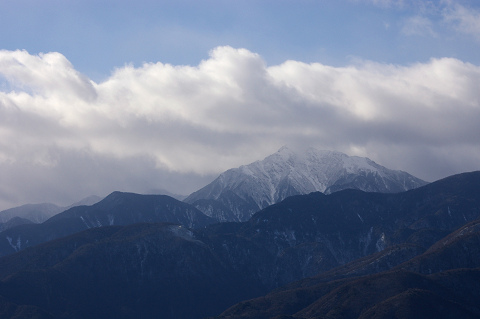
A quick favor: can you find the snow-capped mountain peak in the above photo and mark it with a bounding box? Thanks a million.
[185,147,427,222]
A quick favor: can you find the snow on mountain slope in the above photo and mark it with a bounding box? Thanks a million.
[185,146,428,222]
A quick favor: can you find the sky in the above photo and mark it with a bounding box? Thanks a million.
[0,0,479,210]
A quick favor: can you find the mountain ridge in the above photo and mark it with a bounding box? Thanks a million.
[0,195,103,225]
[0,191,214,257]
[0,171,478,319]
[185,146,427,222]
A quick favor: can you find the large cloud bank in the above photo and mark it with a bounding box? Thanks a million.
[1,46,479,209]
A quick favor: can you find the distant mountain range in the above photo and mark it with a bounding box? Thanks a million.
[185,146,427,222]
[0,203,64,225]
[0,171,478,319]
[0,195,102,225]
[0,217,34,233]
[0,192,214,257]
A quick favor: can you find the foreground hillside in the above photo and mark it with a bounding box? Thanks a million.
[0,171,478,319]
[216,219,480,318]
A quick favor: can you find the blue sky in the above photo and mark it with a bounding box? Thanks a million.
[0,0,480,209]
[2,0,480,79]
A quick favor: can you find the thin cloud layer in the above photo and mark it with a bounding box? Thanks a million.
[401,16,437,37]
[443,2,480,40]
[1,46,479,209]
[362,0,480,41]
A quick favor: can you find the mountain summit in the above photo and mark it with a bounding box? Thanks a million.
[185,147,427,221]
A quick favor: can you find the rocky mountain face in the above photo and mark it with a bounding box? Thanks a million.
[0,192,214,257]
[0,171,478,319]
[185,146,427,222]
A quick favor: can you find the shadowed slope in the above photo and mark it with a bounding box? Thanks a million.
[0,192,215,257]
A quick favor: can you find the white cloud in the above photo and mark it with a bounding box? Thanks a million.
[443,2,480,40]
[1,47,480,209]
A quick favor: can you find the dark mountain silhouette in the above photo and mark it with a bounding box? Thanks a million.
[0,295,54,319]
[0,217,34,232]
[0,223,264,319]
[217,269,480,319]
[216,218,480,319]
[0,191,214,257]
[394,219,480,274]
[0,171,478,319]
[222,171,480,285]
